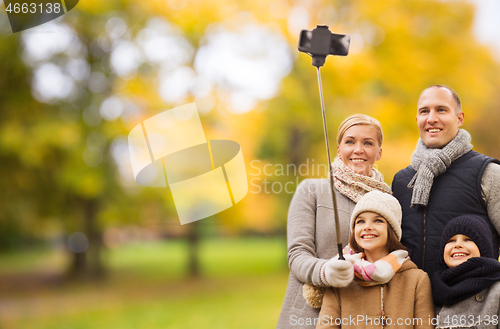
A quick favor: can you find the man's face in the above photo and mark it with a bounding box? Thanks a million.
[416,87,464,148]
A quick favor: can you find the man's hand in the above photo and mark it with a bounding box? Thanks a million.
[322,254,358,287]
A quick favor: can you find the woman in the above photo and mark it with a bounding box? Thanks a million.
[432,215,500,328]
[277,114,392,329]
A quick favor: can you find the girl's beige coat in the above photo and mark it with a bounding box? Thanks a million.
[317,259,435,329]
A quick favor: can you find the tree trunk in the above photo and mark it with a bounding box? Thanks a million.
[67,198,105,280]
[186,221,200,277]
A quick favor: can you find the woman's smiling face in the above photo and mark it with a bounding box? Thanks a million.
[337,125,382,176]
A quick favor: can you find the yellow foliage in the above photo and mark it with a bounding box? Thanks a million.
[31,0,500,232]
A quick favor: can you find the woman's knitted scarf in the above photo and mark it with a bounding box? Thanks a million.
[332,156,391,203]
[353,250,409,286]
[432,257,500,305]
[407,129,472,208]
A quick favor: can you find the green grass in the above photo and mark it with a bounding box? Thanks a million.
[104,237,288,279]
[0,237,290,329]
[0,246,67,274]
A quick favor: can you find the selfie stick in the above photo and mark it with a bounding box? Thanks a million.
[298,26,350,260]
[316,67,344,260]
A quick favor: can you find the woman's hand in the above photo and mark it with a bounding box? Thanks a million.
[322,254,358,287]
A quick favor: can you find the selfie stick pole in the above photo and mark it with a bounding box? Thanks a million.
[315,66,344,260]
[299,26,350,260]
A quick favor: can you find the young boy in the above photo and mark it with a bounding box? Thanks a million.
[432,215,500,328]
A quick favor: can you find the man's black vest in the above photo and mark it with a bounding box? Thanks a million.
[392,150,500,277]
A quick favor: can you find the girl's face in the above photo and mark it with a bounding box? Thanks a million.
[354,211,389,261]
[337,125,382,177]
[443,234,481,268]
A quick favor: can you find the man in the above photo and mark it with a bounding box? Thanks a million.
[392,85,500,277]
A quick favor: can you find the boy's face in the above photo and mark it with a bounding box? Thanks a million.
[443,234,480,268]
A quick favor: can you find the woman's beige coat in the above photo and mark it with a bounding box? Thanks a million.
[317,259,435,329]
[277,179,355,328]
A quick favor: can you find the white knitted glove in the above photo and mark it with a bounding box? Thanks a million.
[322,254,358,287]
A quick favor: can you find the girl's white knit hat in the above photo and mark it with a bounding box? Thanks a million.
[350,190,402,240]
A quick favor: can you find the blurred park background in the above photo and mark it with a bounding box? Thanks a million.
[0,0,500,328]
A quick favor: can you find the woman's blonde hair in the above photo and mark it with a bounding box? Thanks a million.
[336,114,383,146]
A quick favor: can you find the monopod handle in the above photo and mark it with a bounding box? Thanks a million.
[318,67,344,260]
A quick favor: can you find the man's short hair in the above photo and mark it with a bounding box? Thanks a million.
[422,84,462,114]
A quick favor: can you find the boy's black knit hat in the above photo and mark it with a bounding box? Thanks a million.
[439,215,495,263]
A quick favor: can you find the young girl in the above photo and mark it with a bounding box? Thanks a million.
[432,215,500,329]
[316,190,435,328]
